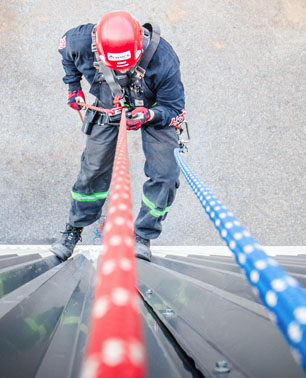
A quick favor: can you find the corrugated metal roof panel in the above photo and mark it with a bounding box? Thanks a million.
[138,254,306,378]
[0,249,305,378]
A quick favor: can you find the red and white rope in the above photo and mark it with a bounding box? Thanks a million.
[81,110,147,378]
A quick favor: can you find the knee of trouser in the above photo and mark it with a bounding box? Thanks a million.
[143,180,179,208]
[144,155,180,181]
[82,144,116,177]
[147,168,180,185]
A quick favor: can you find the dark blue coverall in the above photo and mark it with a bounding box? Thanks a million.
[58,23,185,240]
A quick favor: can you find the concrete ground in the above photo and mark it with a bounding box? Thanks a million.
[0,0,306,247]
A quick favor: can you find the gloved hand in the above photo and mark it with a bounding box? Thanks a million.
[67,89,85,111]
[126,107,152,130]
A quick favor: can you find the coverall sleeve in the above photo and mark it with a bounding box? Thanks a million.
[58,34,82,91]
[150,68,185,127]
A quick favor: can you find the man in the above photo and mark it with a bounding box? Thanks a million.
[51,10,185,262]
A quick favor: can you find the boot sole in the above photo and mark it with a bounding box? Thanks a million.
[50,244,71,261]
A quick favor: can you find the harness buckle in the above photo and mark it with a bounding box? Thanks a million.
[91,42,97,52]
[98,112,121,126]
[135,66,146,78]
[93,61,102,72]
[91,27,97,52]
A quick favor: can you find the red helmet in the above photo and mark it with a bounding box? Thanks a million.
[95,11,143,70]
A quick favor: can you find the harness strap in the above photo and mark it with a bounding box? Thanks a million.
[142,26,151,51]
[91,23,161,104]
[100,63,124,99]
[135,23,161,78]
[91,26,124,99]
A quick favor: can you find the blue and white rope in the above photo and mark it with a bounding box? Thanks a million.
[174,148,306,370]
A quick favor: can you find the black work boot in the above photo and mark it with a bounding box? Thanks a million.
[135,234,152,262]
[50,224,83,261]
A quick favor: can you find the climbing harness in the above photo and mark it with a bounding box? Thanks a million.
[91,23,160,109]
[80,23,189,151]
[76,97,128,134]
[76,23,160,135]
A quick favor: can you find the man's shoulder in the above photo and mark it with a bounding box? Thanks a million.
[149,36,180,74]
[63,23,95,53]
[158,36,175,51]
[65,23,94,43]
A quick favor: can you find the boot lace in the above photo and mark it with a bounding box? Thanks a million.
[61,226,83,245]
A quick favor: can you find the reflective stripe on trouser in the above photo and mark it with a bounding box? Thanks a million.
[142,194,171,217]
[135,124,180,240]
[69,122,118,227]
[71,191,108,202]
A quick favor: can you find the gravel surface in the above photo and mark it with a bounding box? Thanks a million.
[1,0,305,246]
